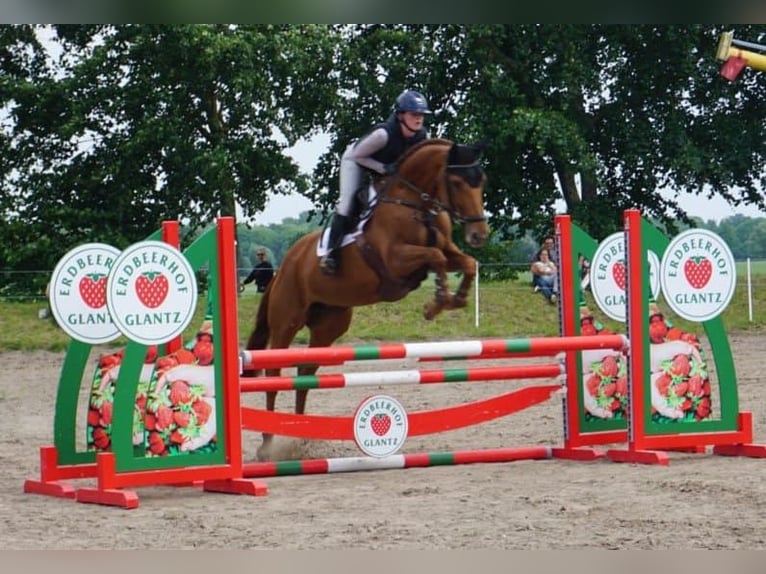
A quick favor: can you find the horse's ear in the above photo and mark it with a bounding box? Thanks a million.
[450,140,487,165]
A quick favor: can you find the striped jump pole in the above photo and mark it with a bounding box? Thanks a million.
[240,334,629,371]
[242,446,552,478]
[240,363,564,393]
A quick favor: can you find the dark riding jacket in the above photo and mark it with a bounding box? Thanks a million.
[358,114,427,167]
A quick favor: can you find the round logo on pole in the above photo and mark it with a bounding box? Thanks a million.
[49,243,122,344]
[660,229,736,322]
[589,232,660,322]
[106,240,198,345]
[353,395,409,458]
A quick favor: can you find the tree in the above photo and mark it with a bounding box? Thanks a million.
[309,25,766,244]
[4,25,766,296]
[0,24,340,292]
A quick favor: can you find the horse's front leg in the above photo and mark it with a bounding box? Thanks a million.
[445,248,478,310]
[425,267,453,320]
[387,244,450,320]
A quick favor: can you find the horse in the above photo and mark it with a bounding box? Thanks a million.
[244,137,490,459]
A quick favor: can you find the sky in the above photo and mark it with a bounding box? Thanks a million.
[258,134,765,226]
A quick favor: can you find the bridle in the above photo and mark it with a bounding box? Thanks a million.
[379,159,487,225]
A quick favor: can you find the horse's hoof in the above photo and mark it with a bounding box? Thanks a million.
[452,296,467,309]
[256,442,273,462]
[423,303,439,321]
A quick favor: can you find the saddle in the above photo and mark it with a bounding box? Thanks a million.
[316,184,377,255]
[316,179,433,301]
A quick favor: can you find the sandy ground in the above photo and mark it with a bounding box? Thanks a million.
[2,331,766,550]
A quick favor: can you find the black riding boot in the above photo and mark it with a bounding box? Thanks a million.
[319,213,350,275]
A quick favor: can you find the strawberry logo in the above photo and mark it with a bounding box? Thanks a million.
[370,413,391,436]
[611,261,626,291]
[79,273,108,309]
[684,256,713,289]
[135,271,169,308]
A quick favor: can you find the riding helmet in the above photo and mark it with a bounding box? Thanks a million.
[394,90,433,115]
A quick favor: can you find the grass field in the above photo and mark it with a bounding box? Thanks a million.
[738,259,766,275]
[3,273,764,352]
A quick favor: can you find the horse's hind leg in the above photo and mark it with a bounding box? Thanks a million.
[295,305,354,416]
[256,321,305,461]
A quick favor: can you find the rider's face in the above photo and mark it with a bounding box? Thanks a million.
[400,111,425,134]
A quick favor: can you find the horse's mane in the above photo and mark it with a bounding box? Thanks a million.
[396,138,453,167]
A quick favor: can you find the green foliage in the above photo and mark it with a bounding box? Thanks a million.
[0,24,340,293]
[4,24,766,297]
[4,274,765,352]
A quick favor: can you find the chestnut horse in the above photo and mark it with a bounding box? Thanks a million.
[245,138,490,458]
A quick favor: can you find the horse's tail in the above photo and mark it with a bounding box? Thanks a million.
[246,283,272,351]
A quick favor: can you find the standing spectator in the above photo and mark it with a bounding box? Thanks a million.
[240,248,274,293]
[531,248,558,304]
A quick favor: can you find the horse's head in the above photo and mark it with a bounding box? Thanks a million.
[393,139,490,249]
[444,142,490,248]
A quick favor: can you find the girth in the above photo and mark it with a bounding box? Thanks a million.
[355,227,436,302]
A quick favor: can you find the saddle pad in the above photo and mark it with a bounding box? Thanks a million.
[316,184,377,257]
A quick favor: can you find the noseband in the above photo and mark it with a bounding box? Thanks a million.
[380,159,487,225]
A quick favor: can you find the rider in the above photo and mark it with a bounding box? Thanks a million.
[319,89,432,275]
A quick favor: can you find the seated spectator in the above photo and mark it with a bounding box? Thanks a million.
[529,235,558,288]
[531,248,558,304]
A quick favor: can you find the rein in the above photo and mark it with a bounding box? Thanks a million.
[378,160,486,225]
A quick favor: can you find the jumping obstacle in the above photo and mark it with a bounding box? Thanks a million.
[25,207,765,508]
[236,335,625,449]
[24,214,634,507]
[242,447,553,477]
[25,218,268,507]
[553,209,766,465]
